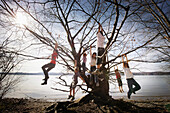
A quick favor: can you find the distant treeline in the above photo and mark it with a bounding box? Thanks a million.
[0,72,170,75]
[133,72,170,75]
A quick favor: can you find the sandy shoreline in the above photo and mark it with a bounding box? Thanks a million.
[0,96,169,113]
[12,95,170,102]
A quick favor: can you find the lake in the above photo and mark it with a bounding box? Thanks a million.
[5,74,170,101]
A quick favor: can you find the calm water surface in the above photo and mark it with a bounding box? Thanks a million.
[5,75,170,101]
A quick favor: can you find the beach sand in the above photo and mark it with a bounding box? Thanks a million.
[0,97,169,113]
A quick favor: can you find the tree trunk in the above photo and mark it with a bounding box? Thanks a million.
[90,53,110,97]
[91,67,110,97]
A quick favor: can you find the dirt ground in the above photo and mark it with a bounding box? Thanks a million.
[0,98,54,113]
[0,97,169,113]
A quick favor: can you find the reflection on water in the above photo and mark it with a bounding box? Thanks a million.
[5,75,170,100]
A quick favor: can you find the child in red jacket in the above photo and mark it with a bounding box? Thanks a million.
[41,42,58,85]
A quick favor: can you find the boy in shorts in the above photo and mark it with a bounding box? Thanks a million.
[114,66,124,93]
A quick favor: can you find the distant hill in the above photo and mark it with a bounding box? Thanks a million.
[133,72,170,75]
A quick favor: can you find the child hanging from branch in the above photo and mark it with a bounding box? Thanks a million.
[114,66,124,93]
[89,45,99,87]
[122,54,141,99]
[41,42,58,85]
[68,60,81,101]
[96,23,105,72]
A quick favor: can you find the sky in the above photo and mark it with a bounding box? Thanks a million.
[1,0,169,73]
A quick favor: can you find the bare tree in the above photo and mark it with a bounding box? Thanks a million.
[125,0,170,70]
[0,0,169,98]
[0,32,21,99]
[0,0,26,99]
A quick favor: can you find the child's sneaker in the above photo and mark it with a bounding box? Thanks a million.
[96,82,99,87]
[71,96,75,101]
[41,78,48,85]
[41,81,47,85]
[127,92,132,99]
[89,81,93,85]
[99,78,104,81]
[68,95,72,99]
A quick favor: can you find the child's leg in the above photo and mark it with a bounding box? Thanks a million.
[132,78,141,92]
[68,89,72,99]
[97,48,104,69]
[72,81,77,100]
[127,79,133,93]
[41,63,54,85]
[94,75,97,83]
[95,75,99,86]
[82,62,86,73]
[79,76,85,83]
[117,78,122,92]
[119,86,122,92]
[46,65,55,72]
[42,63,54,79]
[91,74,95,84]
[73,88,75,97]
[127,79,133,99]
[119,79,124,92]
[121,86,124,92]
[70,88,72,96]
[68,83,73,99]
[42,63,49,78]
[71,88,75,100]
[46,64,55,78]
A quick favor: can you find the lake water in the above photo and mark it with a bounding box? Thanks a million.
[5,74,170,101]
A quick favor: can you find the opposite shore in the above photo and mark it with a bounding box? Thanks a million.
[1,71,170,75]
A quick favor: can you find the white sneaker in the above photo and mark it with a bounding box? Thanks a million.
[99,78,104,81]
[96,82,99,86]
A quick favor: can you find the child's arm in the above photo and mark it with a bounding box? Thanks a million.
[83,48,86,56]
[79,76,85,83]
[122,55,124,68]
[74,60,77,68]
[98,23,101,33]
[125,54,129,63]
[100,24,103,32]
[55,42,58,49]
